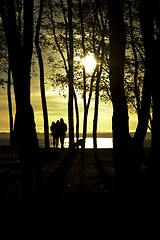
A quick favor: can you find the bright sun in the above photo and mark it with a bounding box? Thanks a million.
[81,53,97,73]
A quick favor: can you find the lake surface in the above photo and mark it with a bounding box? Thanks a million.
[49,137,113,149]
[0,132,151,149]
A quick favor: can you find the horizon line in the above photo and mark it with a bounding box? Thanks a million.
[0,131,152,138]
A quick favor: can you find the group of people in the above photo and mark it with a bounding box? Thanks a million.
[50,118,67,149]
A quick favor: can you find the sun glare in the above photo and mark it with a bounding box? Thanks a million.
[82,53,97,73]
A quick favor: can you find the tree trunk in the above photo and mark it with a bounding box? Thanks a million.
[93,35,104,149]
[7,63,14,146]
[130,1,154,190]
[0,0,40,206]
[67,0,74,150]
[73,88,79,142]
[127,0,140,118]
[107,0,129,191]
[83,69,96,145]
[93,67,101,149]
[78,0,87,145]
[149,3,160,190]
[35,0,49,151]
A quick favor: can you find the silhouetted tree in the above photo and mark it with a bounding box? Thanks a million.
[129,1,154,186]
[77,0,96,145]
[92,0,106,149]
[78,0,87,143]
[100,0,145,121]
[107,0,130,191]
[0,0,40,205]
[0,20,14,145]
[48,0,76,149]
[0,21,8,76]
[127,0,140,118]
[67,0,75,149]
[48,0,107,147]
[35,0,50,151]
[128,0,153,189]
[7,63,14,146]
[93,66,101,149]
[147,0,160,191]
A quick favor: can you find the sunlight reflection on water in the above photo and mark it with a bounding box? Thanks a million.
[63,138,113,149]
[0,133,151,149]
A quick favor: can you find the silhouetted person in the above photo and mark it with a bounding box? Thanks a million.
[59,118,67,149]
[55,120,60,148]
[50,121,56,148]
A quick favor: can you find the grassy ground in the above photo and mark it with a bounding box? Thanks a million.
[0,146,150,216]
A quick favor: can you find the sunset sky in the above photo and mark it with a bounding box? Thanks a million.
[0,71,138,135]
[0,0,140,136]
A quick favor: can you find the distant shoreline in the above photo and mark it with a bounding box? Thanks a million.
[0,131,152,139]
[0,131,151,148]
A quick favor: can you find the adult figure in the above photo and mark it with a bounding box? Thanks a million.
[50,121,56,148]
[59,118,67,148]
[55,120,60,148]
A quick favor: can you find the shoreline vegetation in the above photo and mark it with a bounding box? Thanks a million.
[0,145,151,212]
[0,132,151,149]
[0,131,152,138]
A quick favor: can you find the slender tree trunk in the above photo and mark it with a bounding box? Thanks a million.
[83,69,96,145]
[78,0,87,146]
[149,2,160,190]
[93,71,100,149]
[93,35,104,149]
[49,0,76,149]
[67,0,74,150]
[130,1,153,189]
[107,0,129,191]
[127,0,140,118]
[150,62,160,191]
[78,0,99,147]
[7,63,14,146]
[73,88,79,142]
[1,0,40,206]
[35,0,49,151]
[93,66,102,149]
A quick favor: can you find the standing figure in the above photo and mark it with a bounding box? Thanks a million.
[50,121,56,148]
[59,118,67,148]
[55,120,60,148]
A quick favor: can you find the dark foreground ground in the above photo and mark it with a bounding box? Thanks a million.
[0,146,113,206]
[0,146,159,236]
[0,146,149,206]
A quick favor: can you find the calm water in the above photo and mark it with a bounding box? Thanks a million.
[48,137,113,149]
[0,133,151,149]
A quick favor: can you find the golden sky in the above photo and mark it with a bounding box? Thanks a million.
[0,76,138,134]
[0,50,139,134]
[0,1,146,136]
